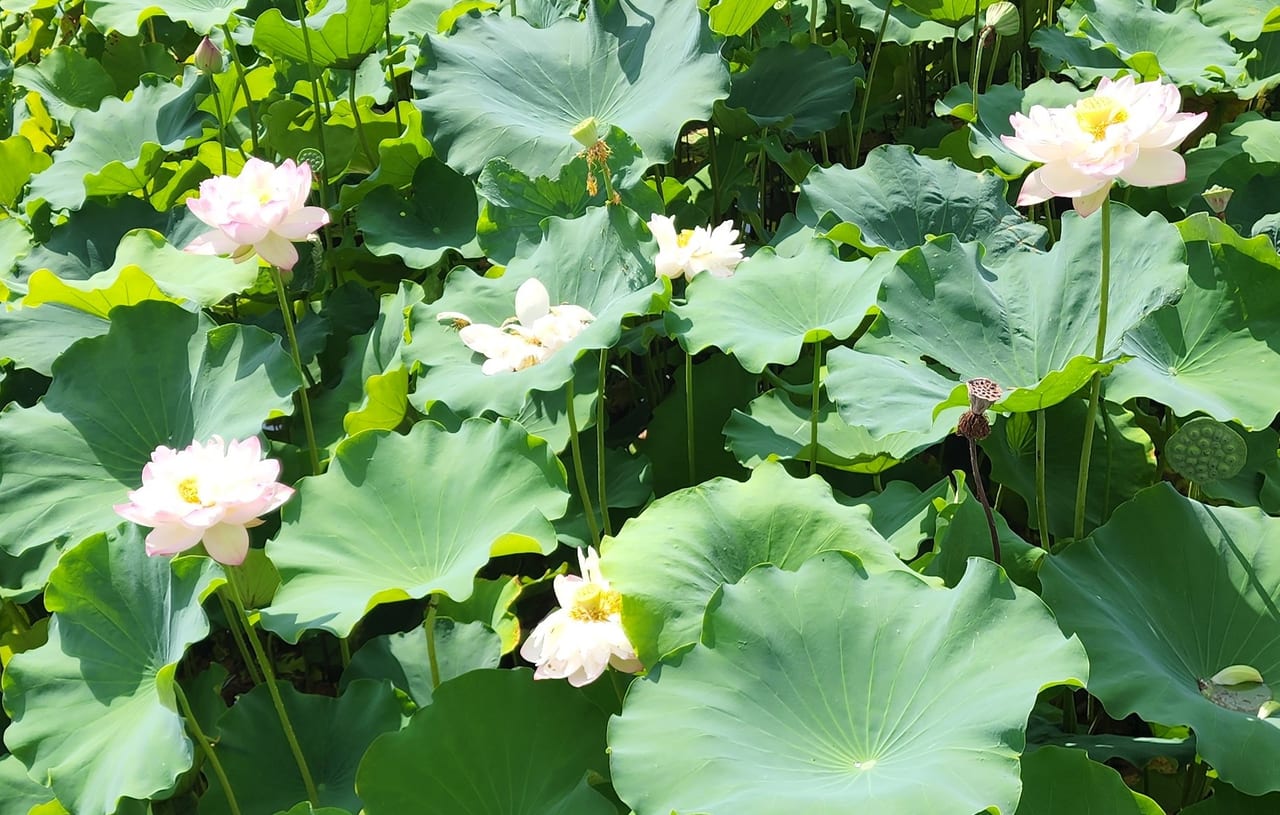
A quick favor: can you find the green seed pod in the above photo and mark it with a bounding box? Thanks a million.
[1165,417,1247,483]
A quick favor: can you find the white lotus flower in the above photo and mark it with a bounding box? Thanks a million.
[113,436,293,565]
[649,214,745,280]
[440,278,594,375]
[520,547,642,687]
[1001,75,1205,216]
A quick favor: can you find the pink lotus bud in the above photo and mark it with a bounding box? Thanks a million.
[194,36,224,74]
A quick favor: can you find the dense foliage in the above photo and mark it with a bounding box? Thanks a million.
[3,0,1280,812]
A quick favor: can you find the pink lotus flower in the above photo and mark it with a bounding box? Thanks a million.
[1002,75,1206,216]
[520,547,642,687]
[114,436,294,566]
[185,158,330,270]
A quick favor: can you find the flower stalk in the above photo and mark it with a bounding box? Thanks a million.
[566,375,602,547]
[174,682,242,815]
[1072,196,1111,540]
[220,24,259,155]
[809,341,823,476]
[424,599,441,689]
[1035,409,1051,547]
[597,352,612,536]
[222,567,319,806]
[853,0,893,165]
[685,351,696,485]
[271,267,322,476]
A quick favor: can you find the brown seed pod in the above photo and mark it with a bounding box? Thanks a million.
[957,410,992,441]
[966,377,1003,414]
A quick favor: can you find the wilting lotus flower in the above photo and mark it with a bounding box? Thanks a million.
[438,278,594,375]
[185,158,330,270]
[1002,75,1206,216]
[520,547,641,687]
[114,436,294,566]
[649,214,745,280]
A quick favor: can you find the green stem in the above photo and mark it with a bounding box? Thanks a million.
[384,19,403,130]
[706,123,721,217]
[348,73,377,167]
[685,352,697,485]
[270,268,321,475]
[809,341,822,476]
[596,352,612,536]
[1072,196,1112,540]
[220,24,260,154]
[223,569,319,806]
[292,0,333,213]
[809,0,818,43]
[968,436,1002,565]
[853,0,893,166]
[217,590,263,685]
[424,600,441,689]
[984,33,1000,93]
[208,79,229,174]
[872,472,883,493]
[174,683,242,815]
[1035,409,1051,547]
[338,637,351,668]
[511,0,518,16]
[952,28,962,87]
[969,0,981,113]
[566,375,602,547]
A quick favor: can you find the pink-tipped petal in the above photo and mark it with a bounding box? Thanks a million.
[1118,149,1186,188]
[145,524,205,557]
[201,523,251,565]
[254,233,299,270]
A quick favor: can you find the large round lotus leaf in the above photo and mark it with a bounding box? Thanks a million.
[1199,0,1280,41]
[1041,484,1280,794]
[339,617,502,706]
[411,0,727,177]
[1182,785,1280,813]
[253,0,390,70]
[261,419,569,642]
[722,44,862,139]
[0,301,297,558]
[83,0,248,35]
[358,668,615,815]
[197,680,404,815]
[1016,747,1163,814]
[839,0,959,44]
[358,157,478,270]
[671,240,882,372]
[825,339,968,446]
[1,525,220,815]
[797,145,1047,256]
[1108,217,1280,429]
[12,46,114,124]
[404,206,668,417]
[601,460,923,666]
[28,71,209,212]
[982,398,1157,539]
[0,302,107,376]
[724,388,928,474]
[0,753,56,815]
[874,204,1186,412]
[898,0,997,26]
[609,554,1088,815]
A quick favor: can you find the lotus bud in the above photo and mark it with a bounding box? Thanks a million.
[194,36,224,74]
[985,1,1020,37]
[571,116,601,149]
[966,377,1003,414]
[1202,184,1233,217]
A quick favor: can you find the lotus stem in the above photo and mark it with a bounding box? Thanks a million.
[969,0,981,114]
[270,267,321,476]
[967,437,1001,565]
[220,24,260,155]
[566,375,602,546]
[291,0,333,219]
[424,599,441,689]
[809,341,823,476]
[854,0,893,166]
[174,682,242,815]
[706,123,722,217]
[984,33,1001,93]
[597,352,612,536]
[384,19,403,130]
[208,79,229,174]
[348,73,377,167]
[338,637,350,668]
[1035,409,1050,547]
[1073,196,1112,540]
[223,568,320,806]
[685,351,697,485]
[216,590,263,685]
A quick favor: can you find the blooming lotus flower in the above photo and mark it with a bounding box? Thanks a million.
[520,547,641,687]
[649,214,745,280]
[185,158,330,270]
[114,436,294,566]
[438,278,595,375]
[1002,75,1206,216]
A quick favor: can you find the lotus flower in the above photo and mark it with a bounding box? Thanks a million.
[185,158,330,270]
[649,214,745,280]
[437,278,594,375]
[1002,75,1206,216]
[114,436,294,566]
[520,547,642,687]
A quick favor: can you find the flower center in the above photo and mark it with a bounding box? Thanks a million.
[676,229,696,248]
[1075,96,1129,141]
[178,477,203,504]
[569,583,622,622]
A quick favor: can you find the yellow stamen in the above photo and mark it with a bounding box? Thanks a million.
[1075,96,1128,141]
[676,229,696,248]
[178,477,202,504]
[569,583,622,622]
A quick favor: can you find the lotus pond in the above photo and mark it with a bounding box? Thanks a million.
[3,0,1280,812]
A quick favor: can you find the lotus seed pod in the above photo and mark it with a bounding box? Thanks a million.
[957,410,991,441]
[1165,417,1247,483]
[194,36,224,74]
[571,116,601,149]
[1202,184,1233,216]
[966,377,1003,414]
[985,1,1020,36]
